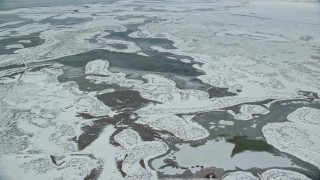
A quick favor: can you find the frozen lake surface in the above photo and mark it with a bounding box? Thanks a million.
[0,0,320,179]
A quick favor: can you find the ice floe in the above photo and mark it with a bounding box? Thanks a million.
[5,44,24,49]
[233,104,269,120]
[137,115,209,141]
[85,59,144,88]
[222,169,311,180]
[263,107,320,169]
[287,107,320,126]
[114,129,168,179]
[18,40,32,44]
[85,59,112,76]
[0,65,116,179]
[0,154,99,180]
[219,120,234,126]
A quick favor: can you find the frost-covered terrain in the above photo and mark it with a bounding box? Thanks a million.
[0,0,320,179]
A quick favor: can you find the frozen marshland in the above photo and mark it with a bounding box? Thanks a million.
[0,0,320,179]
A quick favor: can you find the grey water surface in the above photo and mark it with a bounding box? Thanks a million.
[0,0,117,11]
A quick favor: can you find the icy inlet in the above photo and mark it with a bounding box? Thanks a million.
[0,0,320,179]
